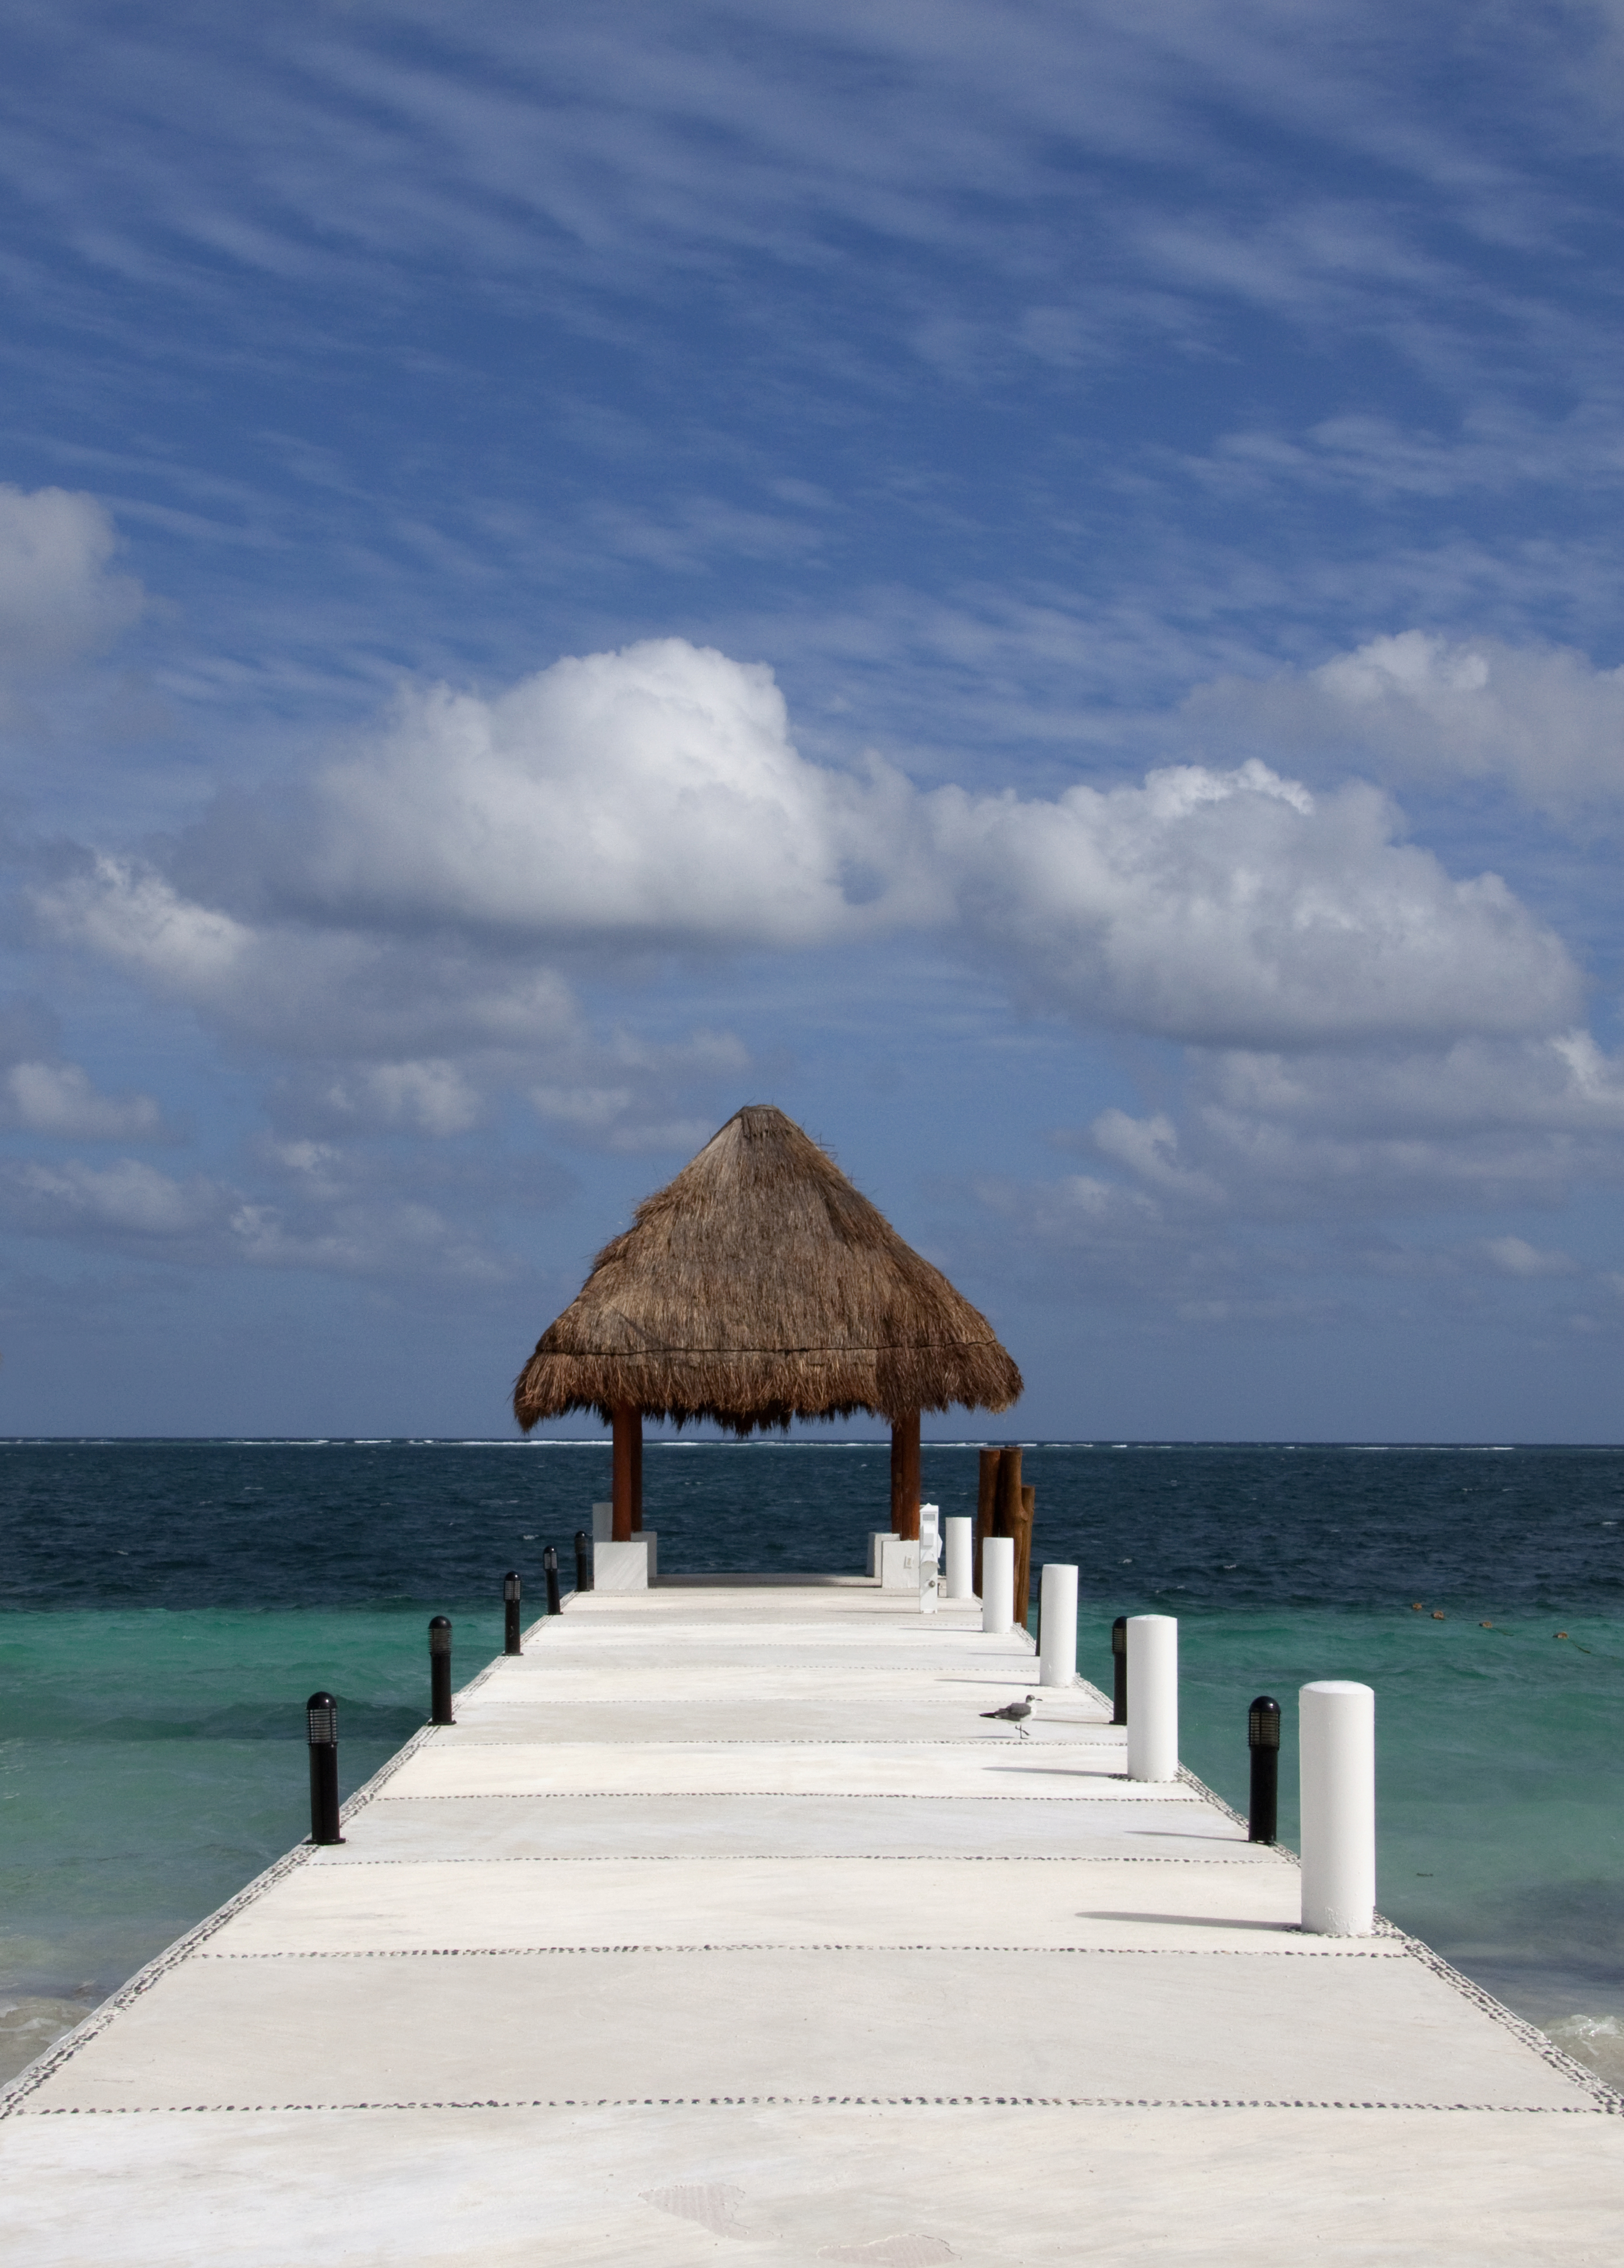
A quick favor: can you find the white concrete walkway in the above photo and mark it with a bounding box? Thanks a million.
[2,1575,1620,2265]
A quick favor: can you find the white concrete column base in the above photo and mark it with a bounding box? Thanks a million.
[878,1535,919,1589]
[1127,1614,1179,1781]
[867,1530,897,1578]
[1038,1562,1079,1686]
[1300,1679,1376,1937]
[592,1536,657,1591]
[943,1515,974,1598]
[981,1535,1014,1633]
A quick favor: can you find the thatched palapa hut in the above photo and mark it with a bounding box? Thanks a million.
[512,1105,1022,1544]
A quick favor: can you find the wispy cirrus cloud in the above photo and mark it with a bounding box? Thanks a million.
[1,3,1609,397]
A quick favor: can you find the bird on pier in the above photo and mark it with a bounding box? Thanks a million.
[981,1693,1038,1738]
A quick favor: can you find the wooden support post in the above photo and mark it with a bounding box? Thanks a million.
[1015,1481,1036,1630]
[974,1448,1000,1595]
[611,1403,638,1542]
[890,1410,921,1541]
[993,1448,1032,1623]
[992,1444,1022,1538]
[629,1417,643,1534]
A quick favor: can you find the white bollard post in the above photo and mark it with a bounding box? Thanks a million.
[1126,1615,1178,1781]
[918,1503,940,1614]
[944,1516,973,1600]
[981,1535,1014,1634]
[1038,1564,1078,1687]
[1299,1680,1376,1937]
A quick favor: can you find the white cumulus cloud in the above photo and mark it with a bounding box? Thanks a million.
[1175,1032,1624,1213]
[0,1060,165,1140]
[1186,631,1624,812]
[244,637,928,946]
[0,485,143,689]
[8,1158,222,1236]
[929,758,1576,1046]
[1481,1235,1577,1278]
[43,647,1581,1065]
[319,1061,484,1138]
[26,639,1597,1182]
[1091,1108,1222,1201]
[33,855,581,1061]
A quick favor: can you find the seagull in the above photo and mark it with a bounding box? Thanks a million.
[981,1693,1038,1738]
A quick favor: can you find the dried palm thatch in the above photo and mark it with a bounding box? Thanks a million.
[512,1104,1021,1435]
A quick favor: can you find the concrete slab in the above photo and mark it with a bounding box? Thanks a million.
[438,1703,1118,1742]
[570,1582,979,1612]
[505,1650,1044,1690]
[5,1571,1615,2266]
[23,1947,1593,2112]
[323,1792,1262,1861]
[538,1612,1021,1642]
[497,1655,1051,1689]
[213,1853,1322,1954]
[383,1739,1185,1800]
[469,1665,1109,1697]
[438,1664,1112,1746]
[3,2103,1621,2268]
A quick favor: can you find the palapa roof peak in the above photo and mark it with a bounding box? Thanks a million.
[512,1103,1022,1436]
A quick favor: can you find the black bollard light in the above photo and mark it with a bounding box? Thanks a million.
[543,1543,562,1615]
[306,1691,343,1845]
[1248,1694,1281,1844]
[503,1571,522,1656]
[429,1615,454,1725]
[575,1528,592,1594]
[1111,1616,1128,1725]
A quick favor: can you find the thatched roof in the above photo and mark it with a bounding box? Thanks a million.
[512,1104,1022,1435]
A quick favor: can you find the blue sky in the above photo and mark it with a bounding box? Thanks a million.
[5,2,1624,1439]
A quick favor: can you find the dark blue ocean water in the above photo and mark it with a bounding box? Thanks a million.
[3,1439,1622,2085]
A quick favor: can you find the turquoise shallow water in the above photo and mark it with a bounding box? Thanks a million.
[1163,1608,1624,2044]
[2,1439,1622,2086]
[0,1608,499,2002]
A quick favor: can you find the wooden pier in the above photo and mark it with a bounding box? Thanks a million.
[2,1575,1620,2264]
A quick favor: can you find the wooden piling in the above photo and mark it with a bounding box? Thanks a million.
[890,1410,921,1541]
[611,1404,639,1542]
[1015,1480,1036,1629]
[992,1444,1022,1541]
[974,1448,1000,1594]
[992,1449,1033,1626]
